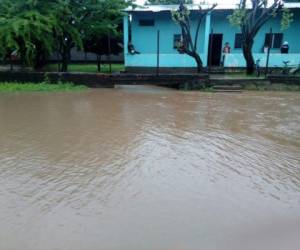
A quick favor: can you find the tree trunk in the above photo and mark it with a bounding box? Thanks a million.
[242,39,255,75]
[61,45,69,72]
[97,55,101,72]
[61,53,68,72]
[34,43,47,70]
[192,52,203,73]
[185,50,203,73]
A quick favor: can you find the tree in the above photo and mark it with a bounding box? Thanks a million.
[147,0,193,4]
[0,0,128,71]
[228,0,293,74]
[0,0,82,70]
[172,1,216,73]
[54,0,92,72]
[56,0,127,72]
[80,0,127,72]
[84,36,122,72]
[0,0,61,68]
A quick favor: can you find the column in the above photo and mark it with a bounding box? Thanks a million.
[123,15,129,56]
[203,12,211,67]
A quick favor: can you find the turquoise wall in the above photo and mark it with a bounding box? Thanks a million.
[224,53,300,68]
[131,12,207,54]
[125,9,300,68]
[211,9,300,54]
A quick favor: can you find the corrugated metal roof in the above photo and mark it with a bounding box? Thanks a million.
[124,3,300,12]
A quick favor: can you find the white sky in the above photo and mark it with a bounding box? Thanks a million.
[135,0,239,5]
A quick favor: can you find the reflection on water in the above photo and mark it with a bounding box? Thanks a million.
[0,87,300,250]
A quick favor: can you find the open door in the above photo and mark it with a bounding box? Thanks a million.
[207,34,223,67]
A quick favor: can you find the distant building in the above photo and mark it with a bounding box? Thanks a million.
[123,3,300,72]
[50,48,123,63]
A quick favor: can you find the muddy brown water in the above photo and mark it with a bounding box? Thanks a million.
[0,86,300,250]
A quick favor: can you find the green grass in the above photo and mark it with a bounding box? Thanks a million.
[0,82,88,93]
[200,87,215,92]
[44,63,124,73]
[243,83,300,91]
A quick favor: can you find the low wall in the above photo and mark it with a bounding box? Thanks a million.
[0,71,209,90]
[125,53,206,68]
[224,53,300,68]
[125,67,199,74]
[0,71,114,88]
[268,75,300,84]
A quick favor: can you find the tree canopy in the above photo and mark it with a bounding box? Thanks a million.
[228,0,293,74]
[172,2,216,72]
[0,0,128,71]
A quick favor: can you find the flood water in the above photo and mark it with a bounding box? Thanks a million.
[0,86,300,250]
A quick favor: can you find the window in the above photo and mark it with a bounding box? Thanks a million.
[264,33,283,48]
[139,19,154,26]
[234,33,243,48]
[173,34,182,49]
[273,33,283,48]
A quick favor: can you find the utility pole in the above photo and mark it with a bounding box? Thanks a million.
[208,28,213,74]
[108,33,112,74]
[156,30,160,76]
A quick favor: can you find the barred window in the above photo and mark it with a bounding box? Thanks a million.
[234,33,243,48]
[264,33,283,48]
[173,34,181,48]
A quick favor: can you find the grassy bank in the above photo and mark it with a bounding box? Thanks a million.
[0,82,88,92]
[44,63,124,73]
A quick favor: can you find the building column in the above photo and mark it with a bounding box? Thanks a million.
[123,15,129,56]
[203,12,211,67]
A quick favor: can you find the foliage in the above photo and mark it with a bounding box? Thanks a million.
[172,2,216,72]
[84,36,123,57]
[0,0,62,66]
[80,0,126,72]
[281,8,294,30]
[228,0,293,74]
[0,0,129,71]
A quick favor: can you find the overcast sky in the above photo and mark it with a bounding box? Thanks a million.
[135,0,240,5]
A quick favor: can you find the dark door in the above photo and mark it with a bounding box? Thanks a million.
[207,34,223,66]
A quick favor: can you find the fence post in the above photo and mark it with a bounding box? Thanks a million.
[208,28,214,74]
[108,33,112,74]
[265,27,272,78]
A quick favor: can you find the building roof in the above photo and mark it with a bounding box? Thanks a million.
[124,3,300,12]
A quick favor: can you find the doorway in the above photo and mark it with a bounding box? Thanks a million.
[207,34,223,67]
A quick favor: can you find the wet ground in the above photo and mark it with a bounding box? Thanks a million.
[0,86,299,250]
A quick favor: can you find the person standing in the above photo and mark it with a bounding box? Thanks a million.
[222,42,231,66]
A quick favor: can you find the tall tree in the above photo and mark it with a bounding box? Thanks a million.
[56,0,127,72]
[0,0,60,68]
[228,0,293,74]
[81,0,127,72]
[84,36,122,72]
[0,0,82,69]
[172,2,216,73]
[0,0,128,71]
